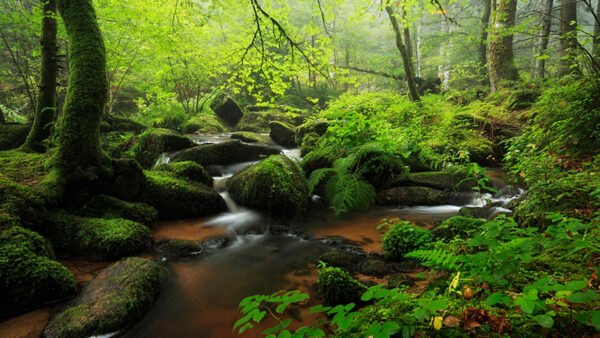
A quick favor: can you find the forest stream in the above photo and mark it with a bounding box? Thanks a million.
[115,135,521,338]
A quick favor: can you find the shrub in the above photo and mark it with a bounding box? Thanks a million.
[436,216,486,239]
[382,221,433,260]
[318,266,366,306]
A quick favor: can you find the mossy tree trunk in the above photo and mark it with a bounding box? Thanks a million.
[51,0,109,187]
[384,4,420,102]
[0,107,5,124]
[478,0,491,85]
[534,0,554,79]
[22,0,58,152]
[559,0,578,76]
[594,0,599,60]
[488,0,519,92]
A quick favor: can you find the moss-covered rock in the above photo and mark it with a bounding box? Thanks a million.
[319,251,357,271]
[238,108,306,133]
[0,226,77,316]
[382,221,433,260]
[100,131,136,159]
[360,260,393,278]
[0,123,30,150]
[43,257,162,338]
[210,92,243,126]
[230,131,269,144]
[183,115,227,134]
[376,186,448,206]
[269,121,297,148]
[154,161,213,186]
[295,119,329,144]
[47,210,152,260]
[459,206,488,219]
[100,116,146,134]
[318,266,366,306]
[390,171,478,191]
[130,128,196,168]
[155,238,202,257]
[387,273,415,288]
[0,177,49,230]
[301,148,335,177]
[227,155,309,218]
[172,140,280,166]
[80,195,158,225]
[299,132,319,157]
[141,171,226,219]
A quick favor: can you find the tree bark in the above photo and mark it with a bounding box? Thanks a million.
[559,0,578,76]
[385,5,420,101]
[401,4,414,75]
[22,0,58,152]
[534,0,553,79]
[0,107,5,124]
[594,0,600,59]
[51,0,109,187]
[488,0,519,92]
[478,0,492,84]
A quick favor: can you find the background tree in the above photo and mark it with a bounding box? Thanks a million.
[478,0,492,84]
[22,0,58,152]
[533,0,554,79]
[559,0,578,76]
[488,0,519,92]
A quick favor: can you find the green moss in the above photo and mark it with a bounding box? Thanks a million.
[295,119,329,144]
[172,140,280,166]
[269,121,296,147]
[100,131,136,159]
[505,89,539,111]
[227,155,310,218]
[0,149,51,183]
[183,115,227,134]
[391,171,478,191]
[141,171,226,219]
[0,177,49,230]
[360,260,392,277]
[382,221,433,260]
[100,116,146,134]
[319,251,356,270]
[0,226,76,315]
[154,161,213,186]
[43,257,162,338]
[0,124,30,150]
[80,195,158,225]
[47,210,152,260]
[318,266,366,306]
[435,216,487,240]
[300,132,319,157]
[230,131,269,144]
[130,128,196,168]
[376,186,447,206]
[301,148,336,177]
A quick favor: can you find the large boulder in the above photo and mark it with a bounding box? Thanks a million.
[154,161,213,186]
[100,116,146,134]
[47,210,152,261]
[130,128,196,168]
[210,92,243,126]
[0,226,77,317]
[80,195,158,225]
[376,186,447,206]
[43,257,163,338]
[230,131,269,144]
[182,115,227,134]
[227,155,310,218]
[238,106,306,133]
[172,140,280,166]
[141,171,226,219]
[269,121,297,148]
[389,171,478,191]
[0,123,30,150]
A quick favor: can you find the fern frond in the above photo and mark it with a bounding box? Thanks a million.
[332,155,357,174]
[308,168,336,194]
[405,249,462,271]
[325,173,375,214]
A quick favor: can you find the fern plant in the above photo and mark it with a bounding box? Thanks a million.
[405,249,462,271]
[308,143,405,214]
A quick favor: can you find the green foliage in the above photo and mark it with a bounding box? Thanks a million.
[436,216,487,239]
[381,219,433,260]
[134,94,189,132]
[317,266,366,306]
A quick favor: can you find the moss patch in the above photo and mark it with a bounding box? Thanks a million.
[376,186,447,206]
[43,257,162,338]
[47,210,152,260]
[390,171,478,191]
[0,124,30,150]
[269,121,297,148]
[0,177,49,229]
[172,140,280,167]
[154,161,213,186]
[129,128,196,168]
[141,171,226,219]
[100,116,146,134]
[230,131,269,144]
[183,115,227,134]
[295,119,329,144]
[318,266,366,306]
[227,155,310,218]
[100,131,136,159]
[0,226,76,316]
[80,195,158,225]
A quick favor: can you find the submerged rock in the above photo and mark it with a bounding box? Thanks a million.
[210,92,243,126]
[376,186,447,206]
[227,155,310,218]
[130,128,196,168]
[43,257,163,338]
[0,226,76,317]
[269,121,297,148]
[155,238,202,257]
[172,140,280,167]
[141,171,226,220]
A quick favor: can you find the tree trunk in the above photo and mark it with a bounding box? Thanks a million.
[385,5,420,101]
[0,107,5,124]
[488,0,519,92]
[401,4,414,75]
[51,0,109,187]
[594,0,599,59]
[478,0,492,84]
[416,22,422,78]
[534,0,554,79]
[559,0,578,76]
[22,0,58,152]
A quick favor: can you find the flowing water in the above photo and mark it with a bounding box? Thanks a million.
[123,135,522,338]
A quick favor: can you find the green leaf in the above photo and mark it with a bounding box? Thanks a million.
[239,322,253,334]
[565,280,588,291]
[535,315,554,328]
[278,330,292,338]
[361,290,374,301]
[307,328,325,336]
[567,292,591,304]
[253,310,266,323]
[591,311,600,330]
[486,292,504,306]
